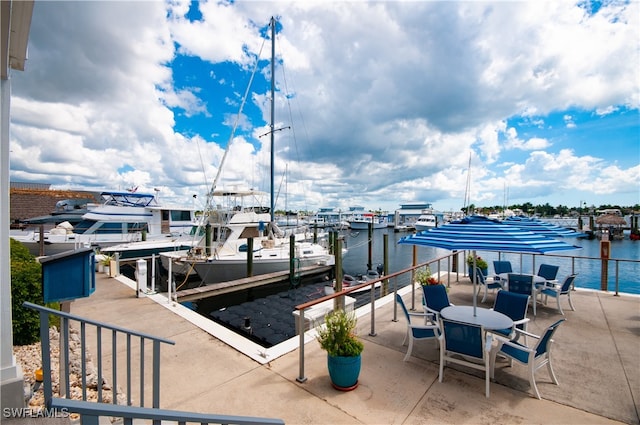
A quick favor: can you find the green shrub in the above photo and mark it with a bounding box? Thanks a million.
[10,239,44,345]
[317,309,364,357]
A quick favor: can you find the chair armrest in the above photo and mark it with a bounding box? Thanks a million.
[512,327,540,340]
[425,307,440,316]
[513,318,530,326]
[484,334,493,353]
[410,324,440,335]
[495,336,535,354]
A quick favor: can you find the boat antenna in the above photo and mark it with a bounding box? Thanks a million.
[464,152,472,216]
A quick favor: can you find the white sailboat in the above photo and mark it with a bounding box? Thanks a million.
[162,18,334,286]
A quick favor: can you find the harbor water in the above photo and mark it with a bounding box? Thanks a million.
[196,226,638,349]
[339,228,640,295]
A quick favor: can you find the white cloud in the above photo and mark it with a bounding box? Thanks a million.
[8,0,639,212]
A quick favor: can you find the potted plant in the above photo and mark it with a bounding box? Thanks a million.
[415,267,439,286]
[100,255,113,275]
[467,254,488,277]
[317,308,364,391]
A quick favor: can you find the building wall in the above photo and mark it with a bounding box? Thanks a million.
[9,188,99,225]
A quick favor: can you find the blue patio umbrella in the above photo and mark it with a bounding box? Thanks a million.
[398,215,581,315]
[503,216,587,238]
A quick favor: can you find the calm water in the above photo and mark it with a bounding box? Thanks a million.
[339,228,640,295]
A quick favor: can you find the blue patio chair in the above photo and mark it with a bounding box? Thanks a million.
[507,273,539,316]
[540,274,577,315]
[490,319,565,399]
[439,318,493,398]
[493,260,513,275]
[537,264,560,285]
[421,284,453,323]
[395,294,440,361]
[475,267,503,303]
[489,290,530,343]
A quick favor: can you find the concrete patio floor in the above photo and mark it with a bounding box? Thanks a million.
[67,272,640,424]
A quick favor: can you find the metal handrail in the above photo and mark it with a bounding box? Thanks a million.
[50,398,284,425]
[22,302,284,425]
[23,301,174,409]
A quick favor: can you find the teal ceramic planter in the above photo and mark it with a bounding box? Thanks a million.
[327,354,361,390]
[468,266,488,277]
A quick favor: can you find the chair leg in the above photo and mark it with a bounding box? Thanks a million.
[481,286,488,303]
[485,364,490,398]
[546,354,559,386]
[529,363,541,400]
[567,293,575,311]
[532,295,536,316]
[556,295,564,315]
[439,350,445,383]
[404,337,414,361]
[402,329,408,346]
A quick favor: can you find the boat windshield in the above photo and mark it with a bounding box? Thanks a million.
[100,191,157,207]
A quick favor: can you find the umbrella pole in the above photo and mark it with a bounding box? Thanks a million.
[472,250,477,316]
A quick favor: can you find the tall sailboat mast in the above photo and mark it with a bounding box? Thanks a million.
[270,16,276,223]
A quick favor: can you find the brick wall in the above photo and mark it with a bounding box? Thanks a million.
[9,189,100,224]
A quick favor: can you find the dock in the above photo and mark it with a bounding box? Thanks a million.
[175,264,333,302]
[67,272,639,424]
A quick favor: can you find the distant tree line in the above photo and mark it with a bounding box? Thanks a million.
[276,203,640,217]
[463,203,640,217]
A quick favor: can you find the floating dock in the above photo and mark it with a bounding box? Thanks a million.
[175,264,333,302]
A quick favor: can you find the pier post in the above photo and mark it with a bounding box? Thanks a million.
[367,222,373,271]
[382,233,389,296]
[205,222,211,256]
[600,235,610,291]
[334,239,344,311]
[247,237,254,277]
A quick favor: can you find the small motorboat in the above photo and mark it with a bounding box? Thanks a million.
[326,270,382,295]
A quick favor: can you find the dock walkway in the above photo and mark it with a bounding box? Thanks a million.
[68,272,639,424]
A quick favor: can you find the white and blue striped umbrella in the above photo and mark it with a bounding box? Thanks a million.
[502,216,587,238]
[398,215,581,316]
[399,215,582,253]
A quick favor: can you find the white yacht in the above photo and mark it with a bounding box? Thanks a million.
[11,191,198,257]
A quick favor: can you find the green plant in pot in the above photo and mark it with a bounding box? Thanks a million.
[415,267,439,286]
[466,254,488,277]
[317,308,364,391]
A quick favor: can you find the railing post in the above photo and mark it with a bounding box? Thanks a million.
[152,340,161,409]
[296,308,307,383]
[614,260,619,296]
[112,330,117,404]
[40,310,53,406]
[140,338,145,407]
[411,245,418,310]
[60,315,70,398]
[369,280,376,337]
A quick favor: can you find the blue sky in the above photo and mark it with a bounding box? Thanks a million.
[9,0,639,214]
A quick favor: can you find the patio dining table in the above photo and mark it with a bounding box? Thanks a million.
[497,272,547,286]
[440,305,513,330]
[497,273,549,315]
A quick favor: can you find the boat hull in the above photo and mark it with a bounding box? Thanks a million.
[191,255,334,285]
[349,222,387,230]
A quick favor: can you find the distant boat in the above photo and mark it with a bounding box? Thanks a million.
[348,212,388,230]
[11,190,198,257]
[414,214,438,231]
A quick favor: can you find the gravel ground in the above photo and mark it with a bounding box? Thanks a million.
[13,327,126,419]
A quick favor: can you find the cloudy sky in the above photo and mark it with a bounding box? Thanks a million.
[9,0,639,214]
